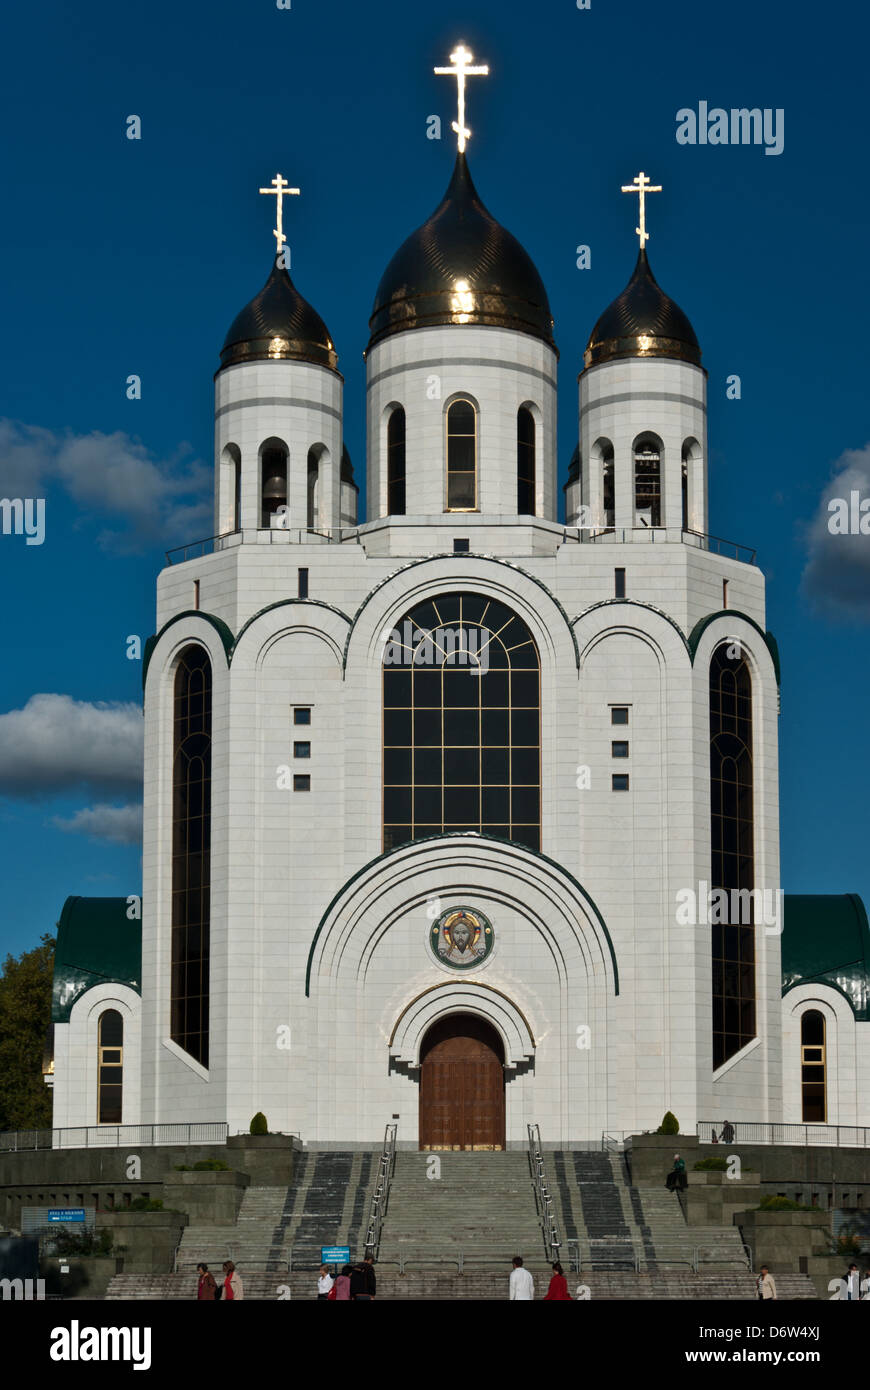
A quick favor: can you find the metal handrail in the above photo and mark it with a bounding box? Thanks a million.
[527,1123,561,1260]
[364,1122,397,1258]
[165,525,362,563]
[0,1121,230,1152]
[577,525,756,564]
[698,1120,870,1148]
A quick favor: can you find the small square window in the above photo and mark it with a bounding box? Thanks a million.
[293,775,311,792]
[293,708,311,725]
[612,774,630,791]
[453,538,470,554]
[611,707,629,725]
[294,741,311,759]
[611,741,629,758]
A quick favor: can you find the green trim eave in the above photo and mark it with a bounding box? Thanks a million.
[781,892,870,1020]
[52,896,142,1023]
[233,598,352,654]
[573,599,692,657]
[687,610,781,686]
[341,555,582,672]
[142,610,234,688]
[304,831,619,998]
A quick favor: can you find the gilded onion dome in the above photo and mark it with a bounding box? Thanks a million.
[368,152,556,353]
[220,258,338,371]
[584,248,701,369]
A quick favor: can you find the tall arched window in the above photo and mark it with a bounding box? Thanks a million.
[710,644,755,1068]
[260,440,288,527]
[634,437,661,527]
[446,400,477,511]
[171,645,212,1067]
[517,408,536,515]
[233,457,242,532]
[307,447,320,530]
[383,593,540,851]
[599,440,615,531]
[681,460,688,531]
[801,1011,827,1121]
[98,1009,123,1124]
[387,407,406,516]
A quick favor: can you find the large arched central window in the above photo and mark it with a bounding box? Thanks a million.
[171,645,212,1068]
[446,400,477,511]
[710,643,755,1068]
[383,593,540,851]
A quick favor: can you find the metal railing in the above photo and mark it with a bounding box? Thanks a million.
[527,1123,561,1260]
[698,1121,870,1148]
[165,525,361,563]
[564,1237,751,1274]
[364,1122,397,1258]
[575,525,756,564]
[0,1121,229,1152]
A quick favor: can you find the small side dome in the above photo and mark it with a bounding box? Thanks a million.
[221,259,338,371]
[584,249,700,369]
[368,152,556,353]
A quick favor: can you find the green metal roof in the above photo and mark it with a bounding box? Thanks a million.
[52,897,141,1023]
[782,894,870,1020]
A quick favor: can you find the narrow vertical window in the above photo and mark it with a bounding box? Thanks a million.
[233,457,242,532]
[171,645,212,1067]
[307,448,319,530]
[601,441,615,531]
[261,442,288,527]
[801,1011,826,1122]
[517,407,535,515]
[387,407,406,516]
[710,644,755,1068]
[614,568,626,598]
[681,459,688,531]
[98,1010,123,1125]
[446,400,477,511]
[298,567,309,598]
[634,438,661,527]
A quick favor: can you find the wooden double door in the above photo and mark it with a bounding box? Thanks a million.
[419,1014,505,1150]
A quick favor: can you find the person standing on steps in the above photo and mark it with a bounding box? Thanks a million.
[222,1260,243,1300]
[843,1262,861,1300]
[755,1266,777,1300]
[317,1264,335,1300]
[334,1264,352,1300]
[509,1256,535,1300]
[196,1263,217,1300]
[543,1261,571,1300]
[665,1153,687,1192]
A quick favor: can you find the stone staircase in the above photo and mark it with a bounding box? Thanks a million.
[175,1149,379,1273]
[104,1268,819,1301]
[376,1151,546,1268]
[549,1151,749,1270]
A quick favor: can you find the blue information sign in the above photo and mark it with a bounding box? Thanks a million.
[48,1209,86,1224]
[320,1245,350,1265]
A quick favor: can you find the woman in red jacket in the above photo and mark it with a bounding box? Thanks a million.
[543,1261,572,1300]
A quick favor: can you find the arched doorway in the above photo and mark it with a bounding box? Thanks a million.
[419,1014,505,1150]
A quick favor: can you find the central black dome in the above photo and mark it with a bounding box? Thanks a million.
[220,258,338,371]
[368,153,556,353]
[584,248,700,369]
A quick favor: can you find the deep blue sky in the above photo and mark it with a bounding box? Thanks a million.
[0,0,868,959]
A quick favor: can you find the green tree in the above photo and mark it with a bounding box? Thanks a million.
[657,1111,680,1135]
[0,933,55,1131]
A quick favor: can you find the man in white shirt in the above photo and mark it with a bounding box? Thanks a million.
[843,1263,861,1300]
[509,1256,535,1300]
[317,1264,335,1300]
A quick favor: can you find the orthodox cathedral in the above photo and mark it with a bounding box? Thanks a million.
[48,48,870,1148]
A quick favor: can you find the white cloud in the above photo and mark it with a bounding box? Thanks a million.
[0,694,143,796]
[52,802,143,846]
[802,444,870,620]
[0,418,211,551]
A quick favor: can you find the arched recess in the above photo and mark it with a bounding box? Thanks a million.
[259,436,289,528]
[386,404,406,516]
[782,987,853,1127]
[682,436,702,533]
[307,443,330,530]
[390,980,536,1069]
[632,431,663,528]
[220,443,241,535]
[444,395,479,511]
[591,437,614,532]
[60,984,141,1132]
[517,404,538,516]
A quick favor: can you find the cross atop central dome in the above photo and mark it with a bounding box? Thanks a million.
[367,150,556,353]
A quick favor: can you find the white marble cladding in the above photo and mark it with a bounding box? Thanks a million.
[365,324,558,521]
[137,539,784,1140]
[214,358,343,535]
[579,357,708,535]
